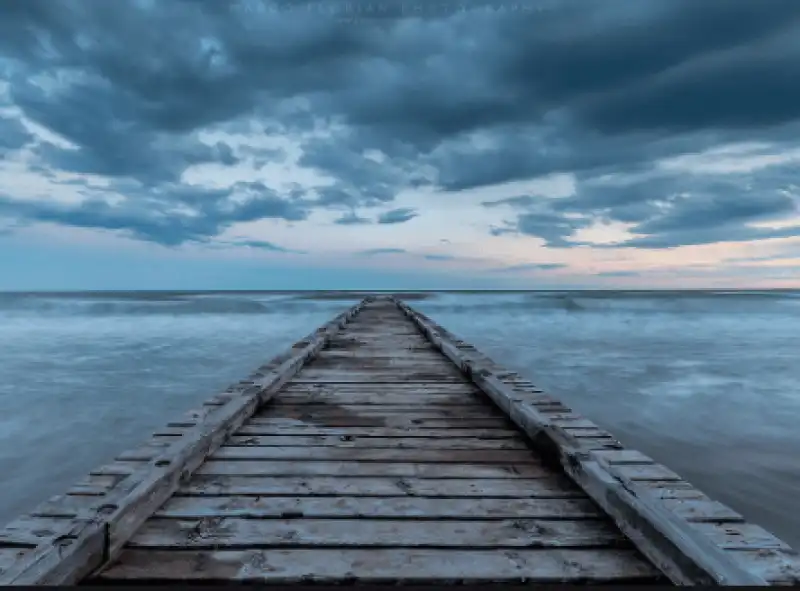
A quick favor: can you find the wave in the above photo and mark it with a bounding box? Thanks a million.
[0,290,797,319]
[0,293,352,317]
[418,290,800,316]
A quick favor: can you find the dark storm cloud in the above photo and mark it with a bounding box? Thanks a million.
[488,163,800,248]
[0,181,308,246]
[377,208,418,225]
[1,0,800,248]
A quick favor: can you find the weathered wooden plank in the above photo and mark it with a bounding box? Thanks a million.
[234,425,520,438]
[590,449,655,465]
[96,548,662,583]
[308,352,455,361]
[120,439,533,463]
[210,446,535,463]
[154,496,604,520]
[224,435,527,450]
[550,418,600,429]
[660,499,745,524]
[246,416,511,428]
[280,382,481,393]
[610,464,684,482]
[179,475,583,498]
[727,549,800,585]
[0,299,369,585]
[262,405,506,418]
[396,298,789,586]
[195,460,544,479]
[128,517,626,549]
[690,523,794,551]
[0,516,78,546]
[0,549,31,576]
[275,392,486,405]
[290,374,467,383]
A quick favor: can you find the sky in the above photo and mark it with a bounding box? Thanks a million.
[1,0,800,290]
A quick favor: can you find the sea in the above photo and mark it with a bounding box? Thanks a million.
[1,290,799,548]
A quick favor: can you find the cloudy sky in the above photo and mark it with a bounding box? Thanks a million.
[1,0,800,290]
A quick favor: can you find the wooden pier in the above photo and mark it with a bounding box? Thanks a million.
[1,296,798,585]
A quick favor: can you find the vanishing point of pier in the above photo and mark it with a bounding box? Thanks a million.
[0,297,798,585]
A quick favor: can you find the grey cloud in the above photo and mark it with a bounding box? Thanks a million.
[596,270,640,278]
[357,248,406,256]
[377,208,418,225]
[334,211,371,225]
[491,263,567,273]
[2,0,800,249]
[489,162,800,249]
[226,239,305,254]
[423,254,456,261]
[0,180,307,246]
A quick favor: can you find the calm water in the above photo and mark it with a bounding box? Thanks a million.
[1,290,799,548]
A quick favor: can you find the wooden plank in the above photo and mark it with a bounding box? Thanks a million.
[154,496,605,520]
[590,449,655,465]
[0,299,369,585]
[224,435,527,450]
[246,416,511,429]
[120,441,532,463]
[210,446,535,463]
[280,383,480,393]
[179,475,584,498]
[234,425,520,438]
[195,460,545,479]
[660,499,745,523]
[0,516,78,546]
[690,523,793,551]
[275,393,486,405]
[610,464,684,482]
[96,548,662,583]
[396,298,788,586]
[127,517,626,549]
[0,549,31,576]
[727,549,800,585]
[261,405,505,418]
[290,374,467,383]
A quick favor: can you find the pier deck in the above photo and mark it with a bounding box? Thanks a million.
[1,297,798,585]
